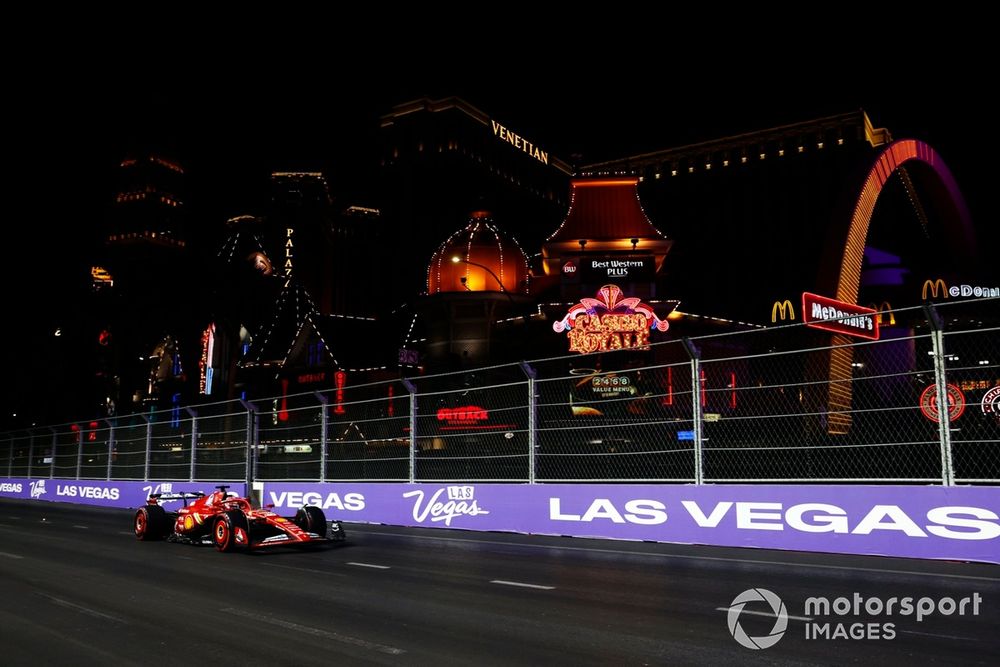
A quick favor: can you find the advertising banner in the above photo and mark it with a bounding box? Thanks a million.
[0,479,245,508]
[4,478,998,563]
[260,482,1000,564]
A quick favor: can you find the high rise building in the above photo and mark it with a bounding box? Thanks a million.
[94,152,197,412]
[379,97,573,303]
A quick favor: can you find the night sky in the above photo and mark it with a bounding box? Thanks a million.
[4,42,993,426]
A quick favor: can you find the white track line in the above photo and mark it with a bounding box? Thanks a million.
[39,594,126,623]
[72,525,89,529]
[900,629,979,641]
[491,580,555,590]
[0,551,24,559]
[347,562,390,570]
[715,607,813,622]
[222,607,404,655]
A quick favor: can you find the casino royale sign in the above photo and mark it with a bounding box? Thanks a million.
[554,284,672,354]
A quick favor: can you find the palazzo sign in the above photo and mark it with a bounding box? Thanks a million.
[554,284,672,354]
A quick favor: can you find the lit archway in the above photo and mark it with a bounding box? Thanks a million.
[834,139,974,305]
[827,139,974,434]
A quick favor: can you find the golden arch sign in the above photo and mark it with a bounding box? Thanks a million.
[771,300,795,322]
[922,279,948,300]
[867,302,896,326]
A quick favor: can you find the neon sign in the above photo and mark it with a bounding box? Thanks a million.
[437,406,489,424]
[334,370,347,415]
[553,284,671,354]
[920,384,966,423]
[435,405,514,431]
[491,119,549,165]
[284,227,294,287]
[801,292,879,340]
[922,278,999,300]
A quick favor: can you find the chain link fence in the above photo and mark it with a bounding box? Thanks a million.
[3,298,998,485]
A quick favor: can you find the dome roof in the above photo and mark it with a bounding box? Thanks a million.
[427,211,529,294]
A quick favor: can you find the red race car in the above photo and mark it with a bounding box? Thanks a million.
[133,485,345,552]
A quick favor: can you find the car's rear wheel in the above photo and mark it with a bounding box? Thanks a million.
[213,510,250,552]
[135,505,169,541]
[294,506,327,536]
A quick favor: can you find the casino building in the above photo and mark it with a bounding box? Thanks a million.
[67,98,995,433]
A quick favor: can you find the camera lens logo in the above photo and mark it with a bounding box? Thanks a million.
[727,588,788,649]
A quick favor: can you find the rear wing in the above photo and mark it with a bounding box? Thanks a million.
[147,491,205,505]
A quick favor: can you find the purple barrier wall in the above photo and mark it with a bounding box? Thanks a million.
[0,479,245,508]
[260,482,1000,564]
[3,478,998,563]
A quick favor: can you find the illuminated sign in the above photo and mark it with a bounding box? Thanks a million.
[284,227,294,287]
[491,120,549,165]
[922,279,947,300]
[771,300,795,322]
[580,257,654,282]
[91,266,114,290]
[922,278,999,300]
[554,284,672,354]
[297,372,326,384]
[866,302,895,326]
[435,405,515,431]
[982,386,1000,424]
[562,260,577,274]
[920,384,966,423]
[960,379,993,392]
[801,293,879,340]
[199,324,215,395]
[438,406,489,424]
[590,374,636,398]
[334,371,347,415]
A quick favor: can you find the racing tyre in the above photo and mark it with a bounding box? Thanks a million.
[135,505,169,541]
[213,510,251,552]
[294,506,327,536]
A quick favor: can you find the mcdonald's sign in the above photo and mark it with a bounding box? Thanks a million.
[866,302,896,326]
[922,278,948,300]
[921,278,999,300]
[771,300,795,322]
[802,292,880,340]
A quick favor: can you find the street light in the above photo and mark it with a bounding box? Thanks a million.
[450,256,525,320]
[451,256,510,294]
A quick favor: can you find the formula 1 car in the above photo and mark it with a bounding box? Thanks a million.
[133,485,345,552]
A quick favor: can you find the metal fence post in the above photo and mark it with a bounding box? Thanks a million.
[27,431,36,479]
[185,408,198,482]
[682,338,704,485]
[519,361,537,484]
[105,419,115,481]
[315,392,329,483]
[6,437,11,478]
[924,304,954,486]
[239,400,256,489]
[401,378,417,483]
[48,429,56,479]
[142,415,153,482]
[75,423,84,480]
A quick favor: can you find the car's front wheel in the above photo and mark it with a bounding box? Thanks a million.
[212,511,250,552]
[294,506,327,536]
